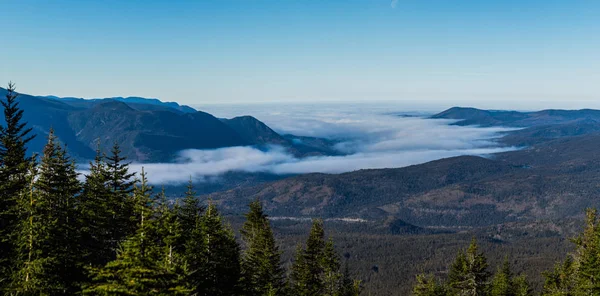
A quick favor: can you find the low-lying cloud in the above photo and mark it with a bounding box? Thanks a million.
[133,103,518,184]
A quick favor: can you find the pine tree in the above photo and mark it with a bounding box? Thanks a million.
[413,274,446,296]
[79,144,114,268]
[490,258,531,296]
[447,238,490,296]
[572,208,600,294]
[321,239,342,296]
[177,178,203,251]
[105,142,136,247]
[340,260,361,296]
[290,219,327,296]
[84,169,187,295]
[11,130,82,294]
[491,259,512,296]
[194,202,241,296]
[541,257,577,296]
[155,187,186,287]
[0,82,35,289]
[240,199,286,296]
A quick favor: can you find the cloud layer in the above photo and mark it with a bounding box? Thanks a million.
[131,103,518,184]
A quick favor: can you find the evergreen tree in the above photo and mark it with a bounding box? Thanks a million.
[413,274,447,296]
[340,260,361,296]
[193,202,241,296]
[490,258,531,296]
[290,219,327,296]
[155,187,186,285]
[12,130,82,294]
[572,208,600,294]
[447,238,490,296]
[105,142,136,247]
[79,144,114,268]
[182,211,207,294]
[321,239,342,296]
[177,178,203,251]
[84,169,187,295]
[541,257,577,296]
[0,82,35,289]
[240,199,286,296]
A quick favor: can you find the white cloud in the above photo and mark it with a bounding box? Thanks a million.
[122,103,519,184]
[391,0,399,9]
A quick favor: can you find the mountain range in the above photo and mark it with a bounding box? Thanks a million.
[0,87,334,162]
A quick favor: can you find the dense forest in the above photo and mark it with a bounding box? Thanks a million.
[0,83,360,295]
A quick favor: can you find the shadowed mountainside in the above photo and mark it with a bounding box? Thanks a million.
[1,87,337,161]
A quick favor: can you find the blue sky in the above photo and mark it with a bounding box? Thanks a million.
[1,0,599,109]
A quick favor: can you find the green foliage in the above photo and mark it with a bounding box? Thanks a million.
[106,142,136,248]
[290,219,352,296]
[291,219,327,296]
[240,199,286,296]
[79,145,114,268]
[490,258,531,296]
[11,130,82,294]
[413,274,447,296]
[198,202,241,295]
[0,82,35,289]
[447,238,491,296]
[85,169,188,295]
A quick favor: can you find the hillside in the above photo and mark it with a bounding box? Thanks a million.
[207,134,600,230]
[1,87,337,161]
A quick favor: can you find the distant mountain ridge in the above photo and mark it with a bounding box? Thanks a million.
[0,87,335,161]
[432,106,600,127]
[42,94,198,113]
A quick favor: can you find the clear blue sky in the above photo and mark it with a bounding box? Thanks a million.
[1,0,599,108]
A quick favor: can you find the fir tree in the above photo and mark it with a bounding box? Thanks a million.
[240,199,286,296]
[541,257,577,296]
[84,169,187,295]
[447,238,490,296]
[321,239,342,296]
[490,258,531,296]
[0,82,35,289]
[79,144,114,268]
[413,274,446,296]
[105,142,136,247]
[177,177,203,251]
[12,130,82,294]
[155,187,186,285]
[290,219,327,296]
[340,260,361,296]
[194,202,241,296]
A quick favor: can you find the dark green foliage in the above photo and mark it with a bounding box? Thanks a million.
[541,257,577,295]
[105,142,136,251]
[177,178,203,251]
[196,203,241,295]
[541,208,600,296]
[413,274,447,296]
[79,145,114,268]
[0,82,35,289]
[447,238,491,295]
[321,239,342,296]
[11,130,82,294]
[490,259,531,296]
[85,169,188,295]
[290,219,352,296]
[240,199,286,296]
[291,219,327,296]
